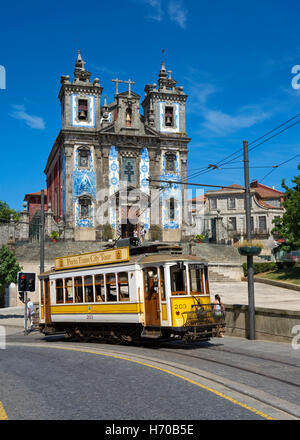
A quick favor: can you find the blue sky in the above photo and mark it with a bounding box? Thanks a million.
[1,0,300,210]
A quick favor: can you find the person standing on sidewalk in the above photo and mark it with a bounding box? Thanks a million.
[213,294,225,337]
[26,298,34,331]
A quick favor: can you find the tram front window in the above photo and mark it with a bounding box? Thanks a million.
[189,264,204,294]
[170,264,187,295]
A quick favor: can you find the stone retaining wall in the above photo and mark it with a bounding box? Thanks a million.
[225,304,300,343]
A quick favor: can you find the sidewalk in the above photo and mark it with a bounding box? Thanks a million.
[210,281,300,311]
[0,307,25,334]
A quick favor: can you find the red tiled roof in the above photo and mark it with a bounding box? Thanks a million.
[24,190,47,200]
[251,180,284,198]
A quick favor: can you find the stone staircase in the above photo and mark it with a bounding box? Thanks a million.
[14,240,108,263]
[208,270,237,282]
[182,242,244,264]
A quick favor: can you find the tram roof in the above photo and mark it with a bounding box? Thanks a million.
[39,252,208,278]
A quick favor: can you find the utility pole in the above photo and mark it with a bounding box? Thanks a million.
[40,189,45,274]
[243,140,256,340]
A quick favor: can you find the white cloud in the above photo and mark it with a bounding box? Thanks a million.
[167,0,187,29]
[185,78,271,137]
[9,105,45,130]
[144,0,164,22]
[142,0,187,27]
[201,108,271,137]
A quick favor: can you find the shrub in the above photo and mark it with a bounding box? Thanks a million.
[103,224,114,241]
[150,225,162,241]
[242,262,276,277]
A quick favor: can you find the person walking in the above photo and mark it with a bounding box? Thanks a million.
[213,294,225,337]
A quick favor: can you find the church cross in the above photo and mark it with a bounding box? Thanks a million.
[124,79,135,97]
[124,161,134,183]
[112,78,123,95]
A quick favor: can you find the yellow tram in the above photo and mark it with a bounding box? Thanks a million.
[38,244,225,343]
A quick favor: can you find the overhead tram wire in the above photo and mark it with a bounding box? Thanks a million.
[259,153,300,183]
[186,113,300,182]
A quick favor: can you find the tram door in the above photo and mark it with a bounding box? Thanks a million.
[143,268,161,326]
[44,278,52,324]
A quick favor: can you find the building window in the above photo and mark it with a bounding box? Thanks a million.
[227,197,236,209]
[169,198,175,221]
[165,153,176,173]
[210,198,217,210]
[79,197,91,219]
[165,106,174,126]
[78,99,88,121]
[258,216,267,232]
[228,217,237,231]
[79,148,90,168]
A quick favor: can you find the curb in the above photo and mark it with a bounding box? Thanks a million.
[241,276,300,292]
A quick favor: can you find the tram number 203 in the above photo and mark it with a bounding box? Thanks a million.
[174,303,187,310]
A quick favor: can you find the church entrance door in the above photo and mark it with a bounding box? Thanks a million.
[121,206,139,238]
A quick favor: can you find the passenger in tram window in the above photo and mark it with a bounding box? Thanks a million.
[84,276,93,302]
[95,274,105,302]
[106,273,117,301]
[74,277,83,303]
[118,272,129,301]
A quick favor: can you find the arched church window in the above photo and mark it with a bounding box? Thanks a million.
[125,107,132,127]
[78,99,88,121]
[165,153,176,173]
[79,197,91,219]
[78,148,90,168]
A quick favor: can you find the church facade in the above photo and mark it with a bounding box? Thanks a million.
[44,52,190,242]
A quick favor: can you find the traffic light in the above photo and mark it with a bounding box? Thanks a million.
[27,273,36,292]
[17,272,36,292]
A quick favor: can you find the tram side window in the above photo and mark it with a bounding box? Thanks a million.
[189,265,204,294]
[159,266,166,300]
[74,277,83,303]
[56,279,64,303]
[106,273,117,302]
[170,264,187,295]
[65,278,74,303]
[118,272,129,301]
[95,274,105,302]
[84,276,94,302]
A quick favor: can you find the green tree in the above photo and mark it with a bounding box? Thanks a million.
[0,200,20,222]
[0,245,22,307]
[272,163,300,252]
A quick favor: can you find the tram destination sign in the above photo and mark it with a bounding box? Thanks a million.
[54,247,130,271]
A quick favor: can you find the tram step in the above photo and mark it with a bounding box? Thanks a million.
[141,328,162,339]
